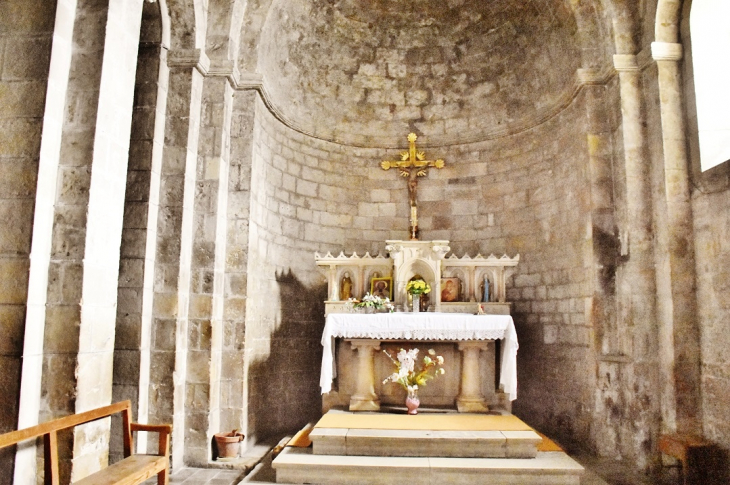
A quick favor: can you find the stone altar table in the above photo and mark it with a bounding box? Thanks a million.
[319,312,518,412]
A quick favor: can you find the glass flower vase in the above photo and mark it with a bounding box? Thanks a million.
[412,295,420,313]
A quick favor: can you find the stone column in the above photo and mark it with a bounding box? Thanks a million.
[347,339,381,411]
[651,42,702,436]
[456,341,489,413]
[604,54,660,464]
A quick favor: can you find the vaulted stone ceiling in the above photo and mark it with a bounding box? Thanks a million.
[251,0,587,147]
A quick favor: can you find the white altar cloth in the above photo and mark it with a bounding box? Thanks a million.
[319,312,519,401]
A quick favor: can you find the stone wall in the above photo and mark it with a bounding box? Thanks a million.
[693,185,730,454]
[241,83,598,447]
[0,0,55,480]
[493,94,597,446]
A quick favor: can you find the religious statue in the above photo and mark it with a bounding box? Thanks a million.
[381,133,446,240]
[480,277,490,303]
[340,272,352,301]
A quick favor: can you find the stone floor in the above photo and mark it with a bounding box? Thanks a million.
[153,424,681,485]
[163,449,681,485]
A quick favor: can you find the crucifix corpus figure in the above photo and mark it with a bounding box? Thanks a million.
[381,133,445,240]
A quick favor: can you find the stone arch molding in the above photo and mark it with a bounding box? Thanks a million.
[166,0,207,50]
[656,0,684,43]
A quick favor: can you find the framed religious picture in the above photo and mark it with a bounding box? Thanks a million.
[370,277,393,300]
[440,277,460,302]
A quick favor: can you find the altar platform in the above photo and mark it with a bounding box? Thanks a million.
[272,410,584,485]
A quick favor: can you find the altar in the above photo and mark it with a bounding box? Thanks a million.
[314,238,520,413]
[320,312,518,413]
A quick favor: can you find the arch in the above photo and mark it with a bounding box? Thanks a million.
[205,0,247,62]
[656,0,683,43]
[158,0,171,49]
[166,0,207,50]
[566,0,614,64]
[236,0,277,72]
[602,0,642,54]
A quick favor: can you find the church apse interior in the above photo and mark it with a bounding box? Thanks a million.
[1,0,729,482]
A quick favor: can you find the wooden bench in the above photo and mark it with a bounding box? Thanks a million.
[0,400,171,485]
[659,433,714,485]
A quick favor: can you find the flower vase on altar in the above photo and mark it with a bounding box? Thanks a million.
[405,387,420,415]
[382,348,445,415]
[405,278,431,314]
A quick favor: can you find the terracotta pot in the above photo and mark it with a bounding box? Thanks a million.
[214,430,244,459]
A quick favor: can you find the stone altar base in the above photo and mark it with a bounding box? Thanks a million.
[272,410,584,485]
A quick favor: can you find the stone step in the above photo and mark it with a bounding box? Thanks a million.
[272,447,584,485]
[310,427,542,458]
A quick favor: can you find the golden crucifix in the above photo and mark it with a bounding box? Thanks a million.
[381,133,445,240]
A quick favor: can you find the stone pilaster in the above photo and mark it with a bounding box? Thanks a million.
[651,41,702,435]
[221,90,256,443]
[148,48,207,469]
[112,36,169,460]
[15,0,143,482]
[4,0,58,482]
[602,54,660,467]
[182,73,234,465]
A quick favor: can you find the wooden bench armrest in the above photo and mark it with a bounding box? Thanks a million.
[131,423,172,457]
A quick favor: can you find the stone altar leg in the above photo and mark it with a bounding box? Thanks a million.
[456,341,490,413]
[347,339,381,411]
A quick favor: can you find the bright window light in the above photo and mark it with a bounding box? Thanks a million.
[691,0,730,171]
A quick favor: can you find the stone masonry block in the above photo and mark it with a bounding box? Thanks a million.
[0,305,25,354]
[189,319,212,350]
[0,258,29,304]
[186,351,210,385]
[153,293,178,318]
[149,351,175,383]
[43,306,81,353]
[0,199,33,253]
[0,80,47,118]
[0,155,37,198]
[514,273,542,288]
[189,294,212,319]
[185,383,210,410]
[112,350,141,385]
[114,313,142,349]
[0,118,42,158]
[3,37,52,80]
[295,179,318,197]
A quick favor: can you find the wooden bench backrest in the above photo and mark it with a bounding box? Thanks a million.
[0,400,134,454]
[0,400,135,485]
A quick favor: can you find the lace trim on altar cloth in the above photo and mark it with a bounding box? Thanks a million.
[329,329,507,341]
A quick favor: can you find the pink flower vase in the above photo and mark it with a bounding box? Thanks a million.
[405,389,420,415]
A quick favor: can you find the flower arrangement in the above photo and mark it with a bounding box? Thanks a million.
[406,279,431,295]
[347,293,394,312]
[382,348,445,394]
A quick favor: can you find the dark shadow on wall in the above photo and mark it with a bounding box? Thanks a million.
[248,269,327,443]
